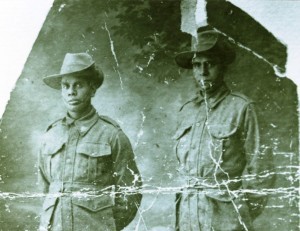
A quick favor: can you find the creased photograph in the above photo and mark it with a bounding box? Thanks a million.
[0,1,299,230]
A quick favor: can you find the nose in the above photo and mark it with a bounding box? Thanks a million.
[193,62,209,76]
[67,86,76,96]
[200,63,209,76]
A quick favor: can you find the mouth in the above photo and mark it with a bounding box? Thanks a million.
[67,100,81,105]
[199,80,213,88]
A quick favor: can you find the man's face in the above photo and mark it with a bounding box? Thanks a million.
[61,75,96,116]
[192,54,225,93]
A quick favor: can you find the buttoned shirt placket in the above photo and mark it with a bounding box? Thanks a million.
[187,100,213,231]
[57,109,99,231]
[185,107,201,231]
[60,122,80,231]
[185,86,230,230]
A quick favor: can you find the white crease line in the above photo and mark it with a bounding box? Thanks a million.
[146,53,155,67]
[134,111,146,148]
[126,165,141,186]
[104,22,124,89]
[0,186,297,199]
[214,28,286,77]
[134,192,160,231]
[104,22,119,67]
[113,66,123,90]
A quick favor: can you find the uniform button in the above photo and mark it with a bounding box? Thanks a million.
[91,153,98,157]
[66,159,71,164]
[196,122,200,127]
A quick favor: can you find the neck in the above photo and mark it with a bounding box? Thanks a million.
[200,81,225,98]
[68,105,93,120]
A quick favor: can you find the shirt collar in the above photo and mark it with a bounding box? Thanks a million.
[62,107,98,136]
[195,83,230,109]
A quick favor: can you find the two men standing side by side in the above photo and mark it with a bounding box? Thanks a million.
[38,53,142,231]
[173,28,275,231]
[37,30,274,230]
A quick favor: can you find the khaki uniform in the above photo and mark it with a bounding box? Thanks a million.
[174,85,274,231]
[38,108,142,231]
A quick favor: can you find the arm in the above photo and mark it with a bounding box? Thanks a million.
[242,103,275,220]
[111,129,142,231]
[38,146,50,194]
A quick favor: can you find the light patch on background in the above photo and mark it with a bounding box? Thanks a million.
[229,0,300,85]
[0,0,299,119]
[0,0,54,119]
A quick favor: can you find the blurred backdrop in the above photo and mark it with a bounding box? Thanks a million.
[0,1,298,230]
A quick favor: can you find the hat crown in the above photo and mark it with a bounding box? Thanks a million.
[43,52,104,90]
[191,30,219,52]
[60,53,94,74]
[174,27,236,69]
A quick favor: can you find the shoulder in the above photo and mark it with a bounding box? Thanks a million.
[41,118,67,146]
[45,118,64,132]
[98,115,121,129]
[97,115,132,146]
[179,96,199,112]
[219,91,257,119]
[96,114,123,138]
[229,91,255,104]
[175,96,200,129]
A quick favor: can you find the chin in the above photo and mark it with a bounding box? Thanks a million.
[67,105,82,113]
[199,85,212,92]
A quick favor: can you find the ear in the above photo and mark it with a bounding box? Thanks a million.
[90,85,97,97]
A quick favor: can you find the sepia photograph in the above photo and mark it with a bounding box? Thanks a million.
[0,0,299,230]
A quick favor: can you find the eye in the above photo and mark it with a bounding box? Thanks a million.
[192,62,201,68]
[75,83,82,88]
[204,61,215,68]
[61,83,69,89]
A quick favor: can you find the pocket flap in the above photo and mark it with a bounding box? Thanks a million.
[208,123,238,138]
[72,194,114,212]
[173,124,192,140]
[77,143,111,157]
[205,189,232,202]
[43,141,65,155]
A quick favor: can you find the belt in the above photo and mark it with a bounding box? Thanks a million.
[187,176,243,191]
[49,181,114,194]
[187,177,219,189]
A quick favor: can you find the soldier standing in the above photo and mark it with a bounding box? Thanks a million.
[39,53,142,231]
[174,28,274,231]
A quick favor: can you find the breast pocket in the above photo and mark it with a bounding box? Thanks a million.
[42,140,65,179]
[75,143,112,182]
[207,123,239,162]
[173,124,193,165]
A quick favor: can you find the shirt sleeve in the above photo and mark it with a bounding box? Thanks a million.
[242,103,275,220]
[38,143,50,194]
[111,129,142,231]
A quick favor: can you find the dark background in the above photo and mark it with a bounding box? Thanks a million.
[0,0,298,230]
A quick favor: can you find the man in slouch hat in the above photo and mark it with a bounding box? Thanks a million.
[38,52,142,231]
[173,27,274,231]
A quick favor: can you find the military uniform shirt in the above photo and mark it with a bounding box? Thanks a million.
[174,84,274,231]
[38,107,142,231]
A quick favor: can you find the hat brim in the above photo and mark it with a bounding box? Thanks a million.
[175,50,236,69]
[175,51,196,69]
[43,63,103,90]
